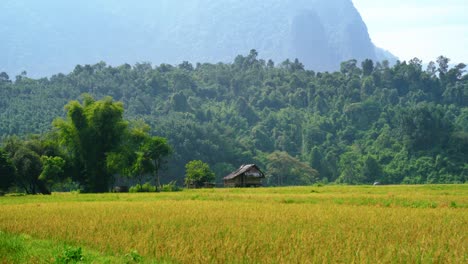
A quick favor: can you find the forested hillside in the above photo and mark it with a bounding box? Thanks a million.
[0,51,466,185]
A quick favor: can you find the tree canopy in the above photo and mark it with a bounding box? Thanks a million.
[53,95,127,192]
[185,160,215,188]
[0,52,466,187]
[0,148,15,193]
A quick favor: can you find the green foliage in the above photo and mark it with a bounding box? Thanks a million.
[0,148,15,192]
[39,156,65,183]
[55,246,84,264]
[0,231,25,262]
[0,52,466,185]
[53,95,128,192]
[265,151,318,186]
[160,181,181,192]
[129,182,157,193]
[184,160,215,187]
[125,250,143,263]
[337,149,364,185]
[362,155,382,184]
[141,136,172,188]
[0,230,150,263]
[107,122,172,188]
[4,137,43,193]
[2,135,65,194]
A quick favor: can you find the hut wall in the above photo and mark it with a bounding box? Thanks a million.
[244,177,262,186]
[224,175,262,187]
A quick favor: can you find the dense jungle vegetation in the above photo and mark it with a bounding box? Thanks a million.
[0,51,467,191]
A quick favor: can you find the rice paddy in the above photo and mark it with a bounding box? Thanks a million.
[0,185,467,263]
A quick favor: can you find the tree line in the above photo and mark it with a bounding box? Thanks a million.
[0,50,466,193]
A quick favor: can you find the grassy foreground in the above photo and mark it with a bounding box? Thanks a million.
[0,185,467,263]
[0,230,141,263]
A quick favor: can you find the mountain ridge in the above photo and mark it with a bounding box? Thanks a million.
[0,0,397,77]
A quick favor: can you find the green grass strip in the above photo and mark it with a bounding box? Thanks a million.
[0,230,168,263]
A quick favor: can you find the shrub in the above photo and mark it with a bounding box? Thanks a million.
[55,246,84,263]
[161,181,181,192]
[125,250,143,263]
[129,182,157,192]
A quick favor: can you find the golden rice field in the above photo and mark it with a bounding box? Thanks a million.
[0,185,467,263]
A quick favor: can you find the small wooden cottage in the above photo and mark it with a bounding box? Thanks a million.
[224,164,265,187]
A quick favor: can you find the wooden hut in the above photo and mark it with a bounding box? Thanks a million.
[224,164,265,187]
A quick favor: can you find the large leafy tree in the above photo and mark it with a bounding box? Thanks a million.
[10,146,43,193]
[184,160,215,187]
[107,122,171,188]
[265,151,318,186]
[54,95,127,192]
[2,136,63,194]
[0,148,15,193]
[106,121,153,184]
[140,136,171,188]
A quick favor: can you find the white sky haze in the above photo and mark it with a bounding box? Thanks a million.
[352,0,468,63]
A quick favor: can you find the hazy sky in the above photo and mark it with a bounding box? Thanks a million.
[352,0,468,64]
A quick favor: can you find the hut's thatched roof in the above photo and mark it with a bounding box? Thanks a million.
[224,164,265,180]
